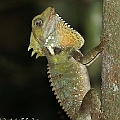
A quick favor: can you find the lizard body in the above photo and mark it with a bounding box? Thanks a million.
[28,7,101,120]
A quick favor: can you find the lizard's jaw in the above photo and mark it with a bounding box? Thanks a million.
[28,32,46,58]
[28,32,57,58]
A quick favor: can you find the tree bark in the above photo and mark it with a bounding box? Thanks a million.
[101,0,120,119]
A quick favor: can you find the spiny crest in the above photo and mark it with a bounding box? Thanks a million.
[56,20,84,49]
[47,65,74,119]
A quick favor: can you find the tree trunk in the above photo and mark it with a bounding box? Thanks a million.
[101,0,120,119]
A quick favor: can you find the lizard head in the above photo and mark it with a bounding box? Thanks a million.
[28,7,84,58]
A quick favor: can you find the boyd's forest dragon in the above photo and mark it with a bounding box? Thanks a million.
[28,7,102,120]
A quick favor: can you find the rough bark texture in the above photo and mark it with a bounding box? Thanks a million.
[101,0,120,119]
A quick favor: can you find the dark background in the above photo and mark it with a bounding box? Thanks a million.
[0,0,102,119]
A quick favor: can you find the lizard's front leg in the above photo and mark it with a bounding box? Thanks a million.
[72,43,103,66]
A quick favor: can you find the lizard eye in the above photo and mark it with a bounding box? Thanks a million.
[34,18,43,27]
[54,47,62,55]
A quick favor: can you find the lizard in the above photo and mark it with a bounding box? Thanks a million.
[28,7,102,120]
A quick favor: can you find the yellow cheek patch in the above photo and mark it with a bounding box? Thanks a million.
[28,32,45,58]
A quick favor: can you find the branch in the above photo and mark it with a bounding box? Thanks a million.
[101,0,120,119]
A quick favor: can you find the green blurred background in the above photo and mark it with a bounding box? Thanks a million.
[0,0,102,119]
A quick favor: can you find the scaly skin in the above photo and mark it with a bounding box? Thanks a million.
[47,50,90,119]
[28,7,101,120]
